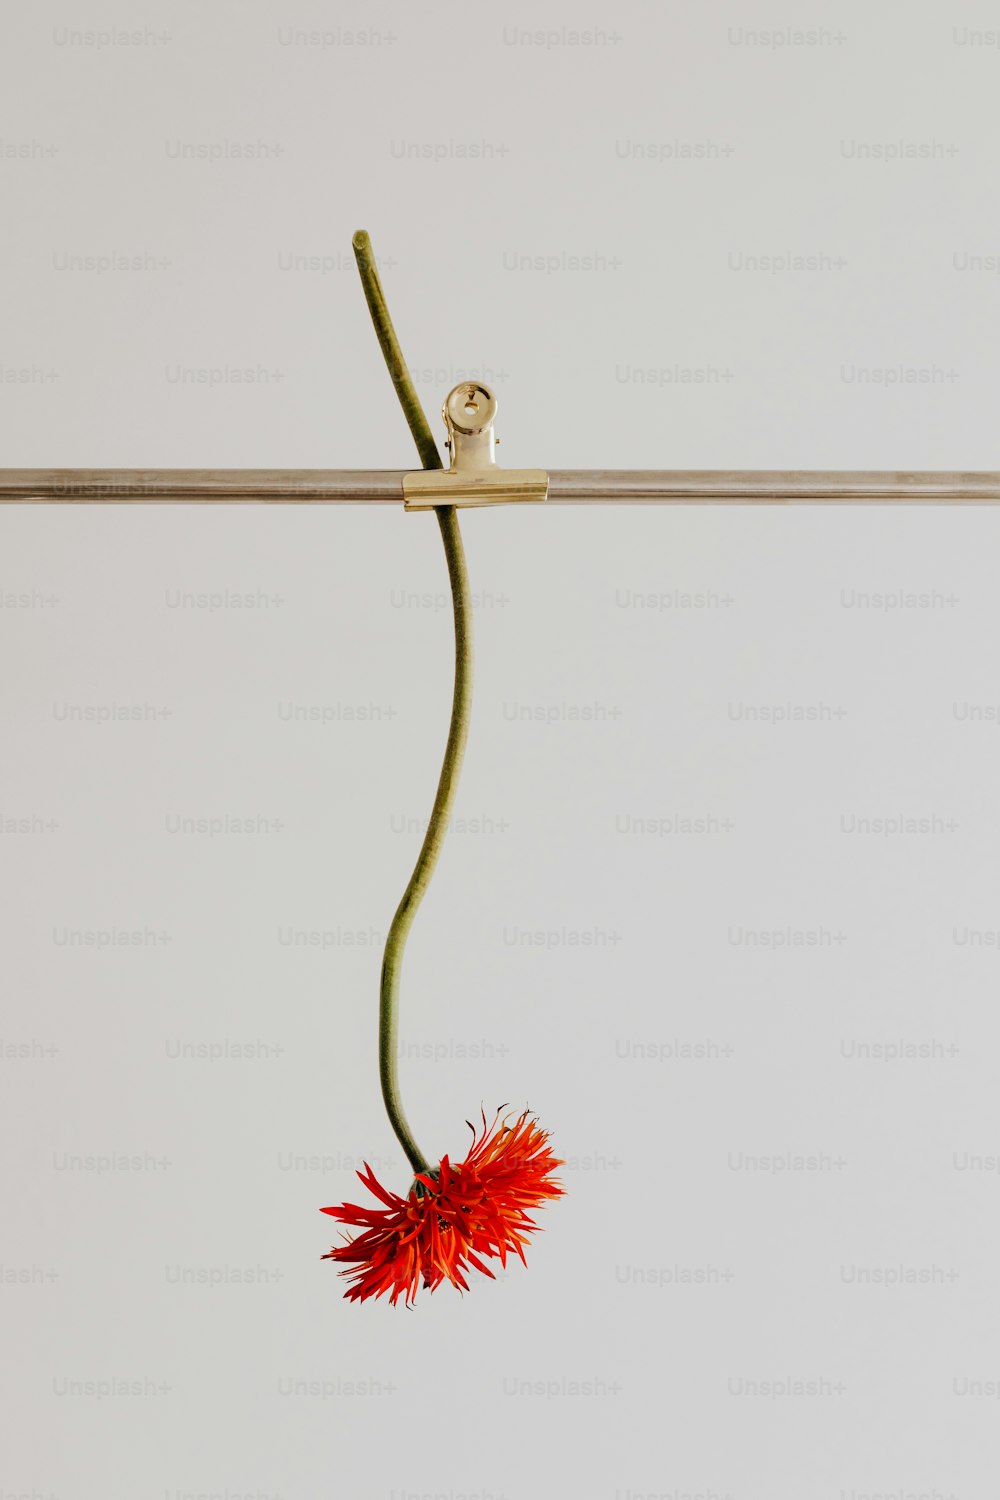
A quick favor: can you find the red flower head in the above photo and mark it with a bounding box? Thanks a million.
[321,1108,564,1305]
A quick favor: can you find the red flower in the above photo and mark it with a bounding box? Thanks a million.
[321,1109,564,1305]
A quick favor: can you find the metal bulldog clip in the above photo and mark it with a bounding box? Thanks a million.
[402,381,548,511]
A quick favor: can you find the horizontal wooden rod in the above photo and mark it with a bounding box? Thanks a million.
[0,469,999,504]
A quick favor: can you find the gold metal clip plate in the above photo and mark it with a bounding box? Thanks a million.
[403,382,548,512]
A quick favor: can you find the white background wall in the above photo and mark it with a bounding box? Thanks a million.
[2,4,1000,1498]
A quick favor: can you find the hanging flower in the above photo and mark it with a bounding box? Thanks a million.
[322,1109,564,1305]
[322,236,566,1306]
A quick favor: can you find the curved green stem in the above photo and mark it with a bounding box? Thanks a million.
[352,229,473,1178]
[379,508,471,1177]
[352,231,442,473]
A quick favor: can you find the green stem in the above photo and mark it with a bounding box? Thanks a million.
[352,230,442,473]
[352,229,474,1178]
